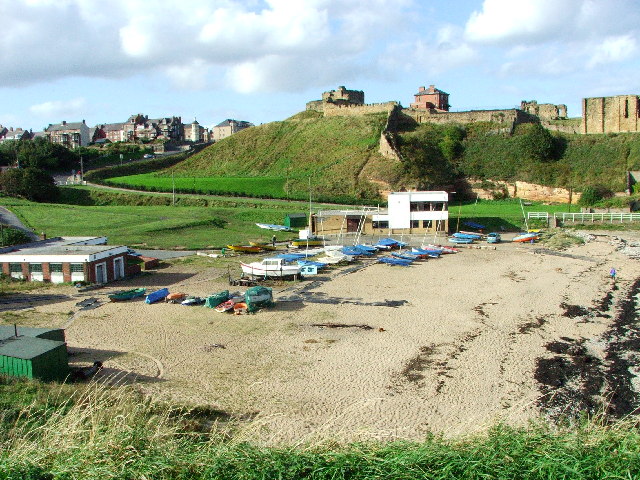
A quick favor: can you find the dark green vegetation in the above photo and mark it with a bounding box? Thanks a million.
[98,111,389,203]
[0,167,59,202]
[0,137,77,171]
[0,376,639,479]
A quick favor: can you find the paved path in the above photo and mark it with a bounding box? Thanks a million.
[0,207,39,241]
[131,249,196,259]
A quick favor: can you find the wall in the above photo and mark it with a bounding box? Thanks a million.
[582,95,640,134]
[463,178,581,203]
[323,102,398,117]
[402,108,538,131]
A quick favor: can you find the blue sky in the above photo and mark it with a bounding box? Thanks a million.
[1,0,639,132]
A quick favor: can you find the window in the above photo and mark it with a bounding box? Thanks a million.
[423,220,432,229]
[9,263,22,273]
[50,263,63,273]
[29,263,42,273]
[624,99,629,118]
[70,263,84,273]
[411,220,420,228]
[372,221,389,229]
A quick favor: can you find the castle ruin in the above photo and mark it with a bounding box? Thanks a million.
[520,100,567,120]
[582,94,640,134]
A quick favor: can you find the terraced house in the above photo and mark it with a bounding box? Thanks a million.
[44,120,91,148]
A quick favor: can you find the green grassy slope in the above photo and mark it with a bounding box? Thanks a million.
[162,111,390,201]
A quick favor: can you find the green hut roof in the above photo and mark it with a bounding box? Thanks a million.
[0,336,66,360]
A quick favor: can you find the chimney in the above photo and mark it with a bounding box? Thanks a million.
[429,85,436,92]
[419,86,425,92]
[62,120,67,126]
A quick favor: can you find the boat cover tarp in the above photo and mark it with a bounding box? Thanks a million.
[376,237,408,247]
[276,253,308,261]
[453,232,482,239]
[449,237,473,244]
[379,257,412,266]
[392,252,420,261]
[297,260,327,268]
[245,286,274,313]
[145,288,169,304]
[355,244,377,252]
[412,248,441,257]
[341,247,362,256]
[464,221,485,230]
[205,290,230,308]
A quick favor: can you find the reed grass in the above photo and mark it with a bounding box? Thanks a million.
[1,377,639,479]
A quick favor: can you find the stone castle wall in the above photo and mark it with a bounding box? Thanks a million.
[464,178,580,204]
[582,95,640,134]
[323,101,398,117]
[520,100,567,120]
[402,108,538,130]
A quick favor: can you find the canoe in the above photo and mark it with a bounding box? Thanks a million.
[513,233,539,243]
[227,245,263,253]
[422,244,459,254]
[448,237,473,244]
[109,287,146,302]
[145,288,169,304]
[165,292,186,303]
[181,296,205,306]
[215,300,235,313]
[250,242,277,251]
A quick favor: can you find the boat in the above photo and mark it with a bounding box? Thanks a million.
[448,237,474,244]
[165,292,186,304]
[512,232,539,243]
[215,300,235,312]
[379,257,412,267]
[355,244,378,253]
[391,252,421,261]
[250,242,277,251]
[411,248,441,258]
[181,296,205,306]
[486,233,501,244]
[375,238,407,249]
[240,257,301,278]
[108,288,146,302]
[255,223,291,231]
[453,232,483,240]
[227,245,263,253]
[233,302,249,314]
[463,221,485,230]
[422,244,459,254]
[290,237,324,248]
[204,291,230,309]
[145,288,169,304]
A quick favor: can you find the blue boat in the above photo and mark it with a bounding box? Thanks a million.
[355,244,378,253]
[341,246,362,256]
[464,221,485,230]
[453,232,483,240]
[375,237,407,249]
[379,257,412,266]
[145,288,169,304]
[449,237,473,244]
[392,252,420,261]
[411,248,441,258]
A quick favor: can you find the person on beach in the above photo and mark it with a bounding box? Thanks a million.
[610,268,617,280]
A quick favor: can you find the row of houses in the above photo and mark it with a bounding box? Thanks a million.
[0,116,254,149]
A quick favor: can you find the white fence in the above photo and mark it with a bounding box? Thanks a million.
[557,212,640,224]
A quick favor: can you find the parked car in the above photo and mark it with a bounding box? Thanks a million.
[143,153,155,159]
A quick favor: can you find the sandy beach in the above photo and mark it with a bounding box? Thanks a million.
[5,231,640,444]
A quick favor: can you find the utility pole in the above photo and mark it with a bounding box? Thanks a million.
[172,170,176,206]
[80,156,84,183]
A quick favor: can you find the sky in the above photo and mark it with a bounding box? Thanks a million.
[1,0,640,132]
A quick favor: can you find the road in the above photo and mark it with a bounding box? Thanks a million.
[0,207,39,241]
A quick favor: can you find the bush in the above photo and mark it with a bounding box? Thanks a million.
[0,168,59,202]
[578,185,613,207]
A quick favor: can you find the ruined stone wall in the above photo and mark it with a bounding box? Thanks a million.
[402,108,538,131]
[322,86,365,105]
[306,100,323,112]
[520,100,567,120]
[323,102,398,117]
[582,95,640,134]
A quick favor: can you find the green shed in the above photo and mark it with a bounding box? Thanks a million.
[284,213,308,228]
[0,326,65,342]
[0,336,69,382]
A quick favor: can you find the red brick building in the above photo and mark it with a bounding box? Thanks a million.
[410,85,450,111]
[0,237,140,284]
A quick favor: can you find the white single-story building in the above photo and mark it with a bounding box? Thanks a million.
[311,191,449,236]
[0,237,137,284]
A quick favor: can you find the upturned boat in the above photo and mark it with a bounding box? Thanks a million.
[512,232,539,243]
[108,288,146,302]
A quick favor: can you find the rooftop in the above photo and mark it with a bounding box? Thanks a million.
[0,236,123,257]
[0,336,66,360]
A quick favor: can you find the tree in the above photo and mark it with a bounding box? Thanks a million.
[0,167,59,202]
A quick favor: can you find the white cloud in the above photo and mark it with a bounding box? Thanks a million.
[588,34,638,67]
[29,98,87,119]
[0,0,409,93]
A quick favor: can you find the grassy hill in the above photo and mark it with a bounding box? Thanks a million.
[162,110,393,202]
[91,111,640,205]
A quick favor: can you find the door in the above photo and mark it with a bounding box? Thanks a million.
[113,257,124,280]
[346,217,360,233]
[95,263,107,283]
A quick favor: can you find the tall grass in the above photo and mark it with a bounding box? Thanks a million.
[1,377,639,479]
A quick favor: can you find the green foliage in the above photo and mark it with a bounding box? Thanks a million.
[0,168,59,202]
[0,138,78,171]
[578,185,613,206]
[0,226,30,247]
